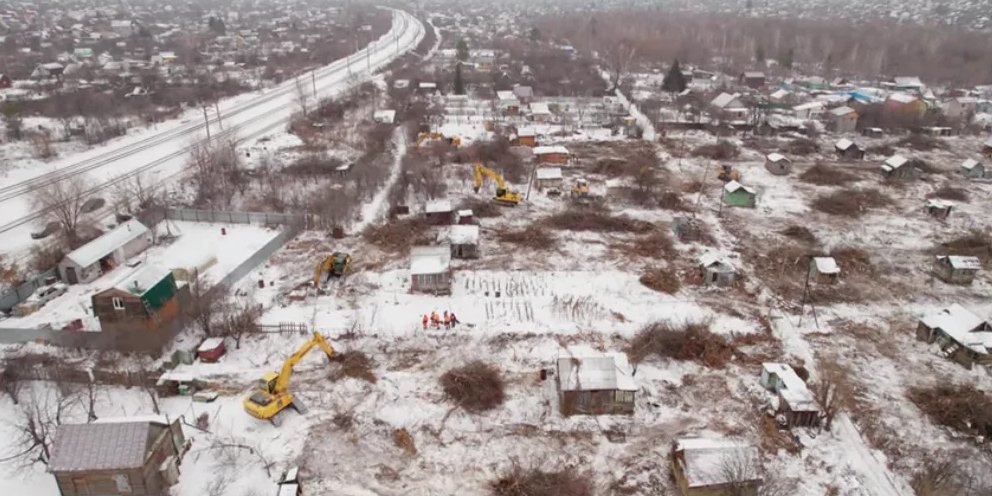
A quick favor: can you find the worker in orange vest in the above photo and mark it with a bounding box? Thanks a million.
[443,311,450,329]
[431,311,440,329]
[422,314,428,330]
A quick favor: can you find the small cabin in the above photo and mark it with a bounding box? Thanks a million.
[437,225,479,259]
[960,159,986,179]
[534,167,564,192]
[760,363,821,428]
[924,199,953,220]
[809,257,840,284]
[862,127,884,138]
[455,209,474,225]
[424,199,453,225]
[722,181,756,208]
[515,127,536,146]
[699,253,736,287]
[881,155,918,180]
[533,145,570,165]
[933,255,981,285]
[409,246,452,295]
[764,153,792,175]
[834,139,865,160]
[556,351,636,416]
[671,438,761,496]
[917,304,992,369]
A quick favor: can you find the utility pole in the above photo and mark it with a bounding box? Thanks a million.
[311,70,318,102]
[798,256,820,328]
[214,101,223,130]
[202,105,211,141]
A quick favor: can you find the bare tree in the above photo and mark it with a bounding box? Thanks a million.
[720,448,794,496]
[81,380,98,422]
[31,131,56,159]
[188,137,243,208]
[811,374,845,432]
[110,172,160,216]
[911,453,991,496]
[604,38,637,92]
[5,387,77,465]
[218,296,260,350]
[32,174,95,247]
[184,273,226,337]
[0,364,24,405]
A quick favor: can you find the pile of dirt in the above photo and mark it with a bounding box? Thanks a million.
[639,268,680,294]
[459,198,504,218]
[364,217,433,252]
[627,321,734,367]
[827,247,875,276]
[812,189,891,217]
[631,231,675,259]
[440,361,506,412]
[799,163,859,186]
[542,207,653,234]
[691,140,739,160]
[329,351,377,384]
[491,466,593,496]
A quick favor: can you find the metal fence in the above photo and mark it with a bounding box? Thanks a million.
[165,208,302,227]
[214,222,302,290]
[0,267,59,313]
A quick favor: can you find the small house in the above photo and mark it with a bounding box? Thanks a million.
[764,153,792,175]
[881,155,918,180]
[760,363,821,428]
[535,167,564,192]
[49,418,187,496]
[862,127,884,138]
[933,255,981,285]
[792,101,825,120]
[424,199,453,225]
[197,337,226,362]
[921,126,953,137]
[372,109,396,124]
[515,127,536,146]
[809,257,840,284]
[671,438,762,496]
[722,181,756,208]
[497,90,520,114]
[437,225,479,259]
[409,245,452,295]
[92,264,183,343]
[917,304,992,369]
[59,219,152,284]
[834,139,865,160]
[710,92,748,121]
[455,209,474,225]
[827,106,858,134]
[533,145,570,165]
[960,159,986,179]
[739,71,766,89]
[556,351,636,416]
[924,199,953,220]
[699,253,736,287]
[530,102,552,122]
[417,82,437,93]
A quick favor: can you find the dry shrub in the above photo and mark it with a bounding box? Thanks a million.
[491,466,593,496]
[439,361,506,412]
[812,189,891,217]
[364,217,433,252]
[543,206,653,233]
[907,384,992,438]
[799,163,858,186]
[910,455,991,496]
[781,225,816,244]
[329,351,377,384]
[828,247,874,276]
[196,412,210,430]
[867,143,895,156]
[332,412,354,429]
[392,427,417,455]
[785,137,819,155]
[658,191,691,211]
[939,230,992,265]
[283,153,346,176]
[31,243,66,272]
[898,133,945,151]
[626,321,734,367]
[681,180,703,194]
[691,140,739,160]
[640,268,680,294]
[501,225,557,249]
[931,185,968,201]
[907,158,934,174]
[459,197,503,218]
[631,231,675,259]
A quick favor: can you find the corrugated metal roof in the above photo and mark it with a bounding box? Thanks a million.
[65,219,149,268]
[49,421,154,472]
[557,353,636,392]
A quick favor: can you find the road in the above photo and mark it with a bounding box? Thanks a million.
[0,8,424,258]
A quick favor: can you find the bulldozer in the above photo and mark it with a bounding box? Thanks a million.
[243,332,336,425]
[473,163,523,206]
[313,252,351,288]
[416,132,461,148]
[717,164,741,182]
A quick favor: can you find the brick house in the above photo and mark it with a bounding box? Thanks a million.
[49,418,187,496]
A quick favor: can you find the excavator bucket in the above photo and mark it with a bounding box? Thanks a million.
[290,398,309,414]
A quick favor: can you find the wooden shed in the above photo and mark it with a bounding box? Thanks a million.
[556,351,636,416]
[960,159,986,179]
[533,145,570,165]
[924,199,953,220]
[424,199,454,225]
[699,253,736,287]
[809,257,840,284]
[92,264,182,336]
[534,167,564,192]
[721,181,756,208]
[917,304,992,369]
[409,246,452,294]
[49,418,187,496]
[834,139,865,160]
[760,363,821,428]
[764,153,792,175]
[881,155,919,180]
[671,438,761,496]
[933,255,981,285]
[438,225,480,259]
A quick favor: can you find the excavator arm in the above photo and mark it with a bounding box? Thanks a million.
[272,332,336,394]
[473,163,508,191]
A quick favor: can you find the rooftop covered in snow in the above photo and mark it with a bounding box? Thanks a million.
[65,219,150,268]
[557,351,636,392]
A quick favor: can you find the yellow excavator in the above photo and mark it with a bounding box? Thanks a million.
[717,164,742,182]
[416,132,460,148]
[243,332,336,425]
[571,178,590,197]
[473,163,523,206]
[313,252,352,288]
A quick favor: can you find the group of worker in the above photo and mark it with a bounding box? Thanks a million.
[422,310,459,330]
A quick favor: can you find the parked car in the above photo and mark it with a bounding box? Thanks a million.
[30,221,61,239]
[81,197,106,213]
[30,284,68,306]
